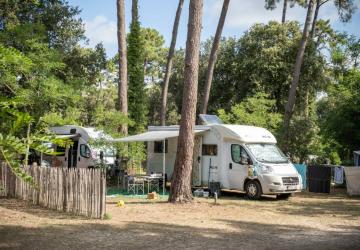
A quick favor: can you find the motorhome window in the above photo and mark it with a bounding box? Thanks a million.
[231,144,250,164]
[246,143,288,164]
[80,144,91,158]
[56,146,66,156]
[154,140,168,153]
[202,144,217,156]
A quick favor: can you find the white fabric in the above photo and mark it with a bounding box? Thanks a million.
[55,134,80,139]
[111,129,207,142]
[334,166,344,184]
[344,167,360,196]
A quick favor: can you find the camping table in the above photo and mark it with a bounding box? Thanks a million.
[142,175,163,193]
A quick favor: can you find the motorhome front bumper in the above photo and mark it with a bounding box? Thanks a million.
[260,175,302,194]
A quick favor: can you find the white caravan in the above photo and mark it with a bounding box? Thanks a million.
[142,123,302,199]
[49,125,115,168]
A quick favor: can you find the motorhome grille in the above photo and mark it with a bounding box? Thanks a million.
[282,177,299,185]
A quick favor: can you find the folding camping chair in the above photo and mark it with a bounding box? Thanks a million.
[127,176,145,195]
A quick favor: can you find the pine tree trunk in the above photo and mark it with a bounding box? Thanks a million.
[283,0,315,146]
[282,0,288,23]
[132,0,138,20]
[304,89,309,118]
[160,0,184,126]
[117,0,128,135]
[201,0,230,115]
[169,0,203,203]
[310,0,321,38]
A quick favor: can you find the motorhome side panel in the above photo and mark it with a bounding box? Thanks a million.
[147,137,178,177]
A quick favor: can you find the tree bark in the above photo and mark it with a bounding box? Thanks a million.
[200,0,230,115]
[283,0,315,146]
[117,0,128,135]
[169,0,203,203]
[132,0,138,21]
[310,0,321,38]
[282,0,288,23]
[304,89,309,118]
[160,0,184,126]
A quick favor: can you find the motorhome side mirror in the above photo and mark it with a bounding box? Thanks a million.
[240,158,252,165]
[247,158,253,165]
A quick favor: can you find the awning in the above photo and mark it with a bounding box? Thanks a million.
[55,134,80,139]
[111,129,208,142]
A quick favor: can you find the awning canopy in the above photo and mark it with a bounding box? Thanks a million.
[55,134,80,139]
[111,129,208,142]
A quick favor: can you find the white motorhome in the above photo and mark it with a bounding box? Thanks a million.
[118,116,302,199]
[49,125,115,168]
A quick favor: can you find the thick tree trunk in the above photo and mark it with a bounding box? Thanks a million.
[310,0,321,38]
[117,0,128,135]
[282,0,288,23]
[283,0,315,146]
[200,0,230,115]
[160,0,184,126]
[169,0,203,203]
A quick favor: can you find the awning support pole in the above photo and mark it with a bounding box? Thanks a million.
[162,139,165,196]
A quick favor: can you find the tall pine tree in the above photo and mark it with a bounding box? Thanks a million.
[128,0,147,133]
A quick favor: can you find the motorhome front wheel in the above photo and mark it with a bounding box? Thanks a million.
[245,180,262,200]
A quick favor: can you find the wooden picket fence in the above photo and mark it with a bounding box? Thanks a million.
[0,164,106,218]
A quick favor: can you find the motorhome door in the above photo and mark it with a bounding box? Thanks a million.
[227,143,250,191]
[68,140,78,168]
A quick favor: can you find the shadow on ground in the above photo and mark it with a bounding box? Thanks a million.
[1,191,360,250]
[0,219,359,249]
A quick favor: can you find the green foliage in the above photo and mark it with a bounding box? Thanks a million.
[176,21,327,115]
[147,83,180,126]
[141,28,167,81]
[127,4,147,133]
[103,212,112,220]
[318,69,360,162]
[0,0,85,51]
[218,92,282,135]
[264,0,307,10]
[280,115,322,163]
[0,0,358,169]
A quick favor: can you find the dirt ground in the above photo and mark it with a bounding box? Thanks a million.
[1,190,360,250]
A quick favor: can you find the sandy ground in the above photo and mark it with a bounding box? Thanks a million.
[0,190,360,250]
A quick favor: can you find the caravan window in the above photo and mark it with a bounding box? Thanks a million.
[80,144,91,158]
[202,144,217,156]
[154,140,168,153]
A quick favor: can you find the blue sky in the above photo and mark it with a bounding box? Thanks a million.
[68,0,360,58]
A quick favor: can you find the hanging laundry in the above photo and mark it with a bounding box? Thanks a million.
[334,166,344,184]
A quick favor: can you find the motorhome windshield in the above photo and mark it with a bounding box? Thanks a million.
[246,143,288,164]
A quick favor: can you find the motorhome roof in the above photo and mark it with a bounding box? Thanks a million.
[50,125,113,142]
[212,124,277,144]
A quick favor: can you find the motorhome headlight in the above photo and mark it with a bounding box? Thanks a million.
[260,164,274,174]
